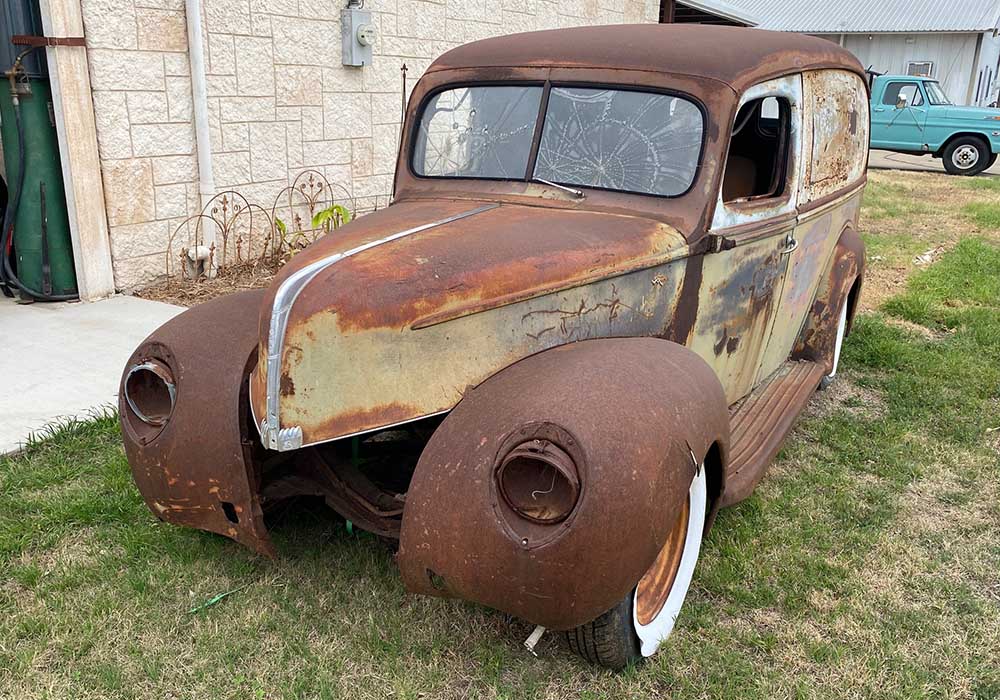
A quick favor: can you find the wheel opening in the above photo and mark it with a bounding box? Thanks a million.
[255,413,447,539]
[845,278,862,336]
[703,441,723,534]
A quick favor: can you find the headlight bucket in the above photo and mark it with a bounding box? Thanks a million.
[491,422,586,548]
[124,360,176,428]
[497,439,580,524]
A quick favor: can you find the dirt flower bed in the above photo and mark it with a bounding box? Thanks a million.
[133,261,282,307]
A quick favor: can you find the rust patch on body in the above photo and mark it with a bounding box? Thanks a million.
[286,204,684,334]
[713,328,729,356]
[664,254,704,344]
[793,224,865,372]
[304,401,425,445]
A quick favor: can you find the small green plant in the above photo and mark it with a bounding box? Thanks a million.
[273,204,353,262]
[312,203,352,232]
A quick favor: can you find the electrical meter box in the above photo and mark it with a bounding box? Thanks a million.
[341,8,375,67]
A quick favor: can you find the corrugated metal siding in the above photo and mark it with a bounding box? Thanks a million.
[841,33,977,103]
[970,32,1000,105]
[675,0,759,26]
[722,0,1000,33]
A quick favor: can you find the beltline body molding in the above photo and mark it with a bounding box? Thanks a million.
[254,203,500,452]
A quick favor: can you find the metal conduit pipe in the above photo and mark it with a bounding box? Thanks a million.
[185,0,215,241]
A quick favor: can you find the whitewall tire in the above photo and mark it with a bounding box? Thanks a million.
[632,466,707,657]
[821,297,849,389]
[563,466,707,668]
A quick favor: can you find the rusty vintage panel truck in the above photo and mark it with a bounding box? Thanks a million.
[120,25,869,668]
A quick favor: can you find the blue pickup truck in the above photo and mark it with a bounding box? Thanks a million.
[870,74,1000,176]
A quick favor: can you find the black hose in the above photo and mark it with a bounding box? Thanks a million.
[0,51,78,302]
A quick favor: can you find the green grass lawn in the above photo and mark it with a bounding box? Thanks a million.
[2,183,1000,699]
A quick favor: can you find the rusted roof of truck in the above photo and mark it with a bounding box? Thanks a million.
[427,24,865,92]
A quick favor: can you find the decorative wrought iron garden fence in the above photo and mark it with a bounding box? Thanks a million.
[163,170,391,285]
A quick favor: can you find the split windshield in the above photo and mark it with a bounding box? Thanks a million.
[412,84,704,197]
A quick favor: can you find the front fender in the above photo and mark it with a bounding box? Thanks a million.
[119,290,274,556]
[397,337,729,630]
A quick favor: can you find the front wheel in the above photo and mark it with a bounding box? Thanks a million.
[943,136,990,176]
[563,466,707,669]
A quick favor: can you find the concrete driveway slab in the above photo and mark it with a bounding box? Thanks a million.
[1,295,183,454]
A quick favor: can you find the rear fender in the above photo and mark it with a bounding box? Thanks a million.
[792,224,864,373]
[119,290,274,556]
[397,337,729,630]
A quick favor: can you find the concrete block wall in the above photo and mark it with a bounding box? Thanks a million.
[81,0,660,289]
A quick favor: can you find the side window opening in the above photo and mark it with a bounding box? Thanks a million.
[882,82,924,107]
[722,95,791,203]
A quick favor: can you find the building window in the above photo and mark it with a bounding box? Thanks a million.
[906,61,934,78]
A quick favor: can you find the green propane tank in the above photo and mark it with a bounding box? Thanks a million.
[0,72,77,296]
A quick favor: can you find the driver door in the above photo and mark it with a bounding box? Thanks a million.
[871,80,928,150]
[691,75,803,403]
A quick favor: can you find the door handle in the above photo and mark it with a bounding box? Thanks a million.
[780,236,798,255]
[873,107,885,112]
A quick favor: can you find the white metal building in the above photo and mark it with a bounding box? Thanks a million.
[725,0,1000,106]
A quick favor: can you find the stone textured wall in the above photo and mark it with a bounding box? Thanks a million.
[81,0,660,289]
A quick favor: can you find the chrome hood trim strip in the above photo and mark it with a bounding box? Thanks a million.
[257,203,500,451]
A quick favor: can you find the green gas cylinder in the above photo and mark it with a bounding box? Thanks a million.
[0,74,77,296]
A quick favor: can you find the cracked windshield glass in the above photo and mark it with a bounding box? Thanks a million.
[414,85,703,196]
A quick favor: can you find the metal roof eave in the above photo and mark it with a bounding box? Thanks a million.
[677,0,760,26]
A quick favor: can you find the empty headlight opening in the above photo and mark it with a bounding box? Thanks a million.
[124,361,176,426]
[497,439,580,524]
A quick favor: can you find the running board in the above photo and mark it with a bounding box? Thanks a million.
[722,360,826,506]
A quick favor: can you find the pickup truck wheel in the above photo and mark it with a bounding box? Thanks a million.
[943,136,990,176]
[563,467,706,669]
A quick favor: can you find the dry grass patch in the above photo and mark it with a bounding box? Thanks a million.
[858,171,1000,311]
[805,371,887,421]
[882,315,952,340]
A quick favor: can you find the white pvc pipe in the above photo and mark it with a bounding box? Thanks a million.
[185,0,215,223]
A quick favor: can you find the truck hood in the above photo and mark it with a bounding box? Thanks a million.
[942,106,1000,121]
[250,198,690,450]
